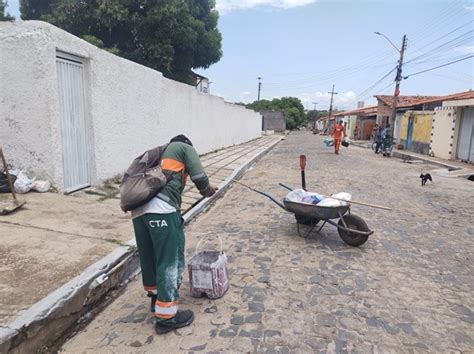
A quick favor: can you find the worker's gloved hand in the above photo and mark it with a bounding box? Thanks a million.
[208,185,218,197]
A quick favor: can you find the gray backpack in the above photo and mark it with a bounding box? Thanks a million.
[120,144,172,212]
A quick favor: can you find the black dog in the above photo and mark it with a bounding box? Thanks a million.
[420,173,432,186]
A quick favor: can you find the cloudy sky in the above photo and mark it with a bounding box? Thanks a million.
[6,0,473,110]
[205,0,474,110]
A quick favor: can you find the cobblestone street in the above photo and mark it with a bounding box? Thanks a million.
[62,131,474,353]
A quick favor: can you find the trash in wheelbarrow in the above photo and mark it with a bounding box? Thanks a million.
[286,188,352,207]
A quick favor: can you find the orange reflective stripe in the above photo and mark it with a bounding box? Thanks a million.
[155,313,175,319]
[156,300,179,308]
[144,285,156,290]
[161,158,185,172]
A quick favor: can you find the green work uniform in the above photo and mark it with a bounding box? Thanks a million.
[131,141,211,323]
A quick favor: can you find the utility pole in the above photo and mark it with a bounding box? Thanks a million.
[328,84,338,129]
[389,35,407,136]
[257,77,262,101]
[312,102,318,129]
[208,81,212,94]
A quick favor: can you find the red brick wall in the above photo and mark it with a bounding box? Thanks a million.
[376,101,391,125]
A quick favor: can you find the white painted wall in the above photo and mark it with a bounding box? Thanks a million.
[430,107,456,160]
[0,21,261,190]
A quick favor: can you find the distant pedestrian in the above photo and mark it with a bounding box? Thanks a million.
[381,124,392,154]
[332,120,345,154]
[374,125,383,154]
[131,134,217,334]
[354,125,360,140]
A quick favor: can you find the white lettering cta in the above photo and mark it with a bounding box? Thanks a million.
[149,220,169,228]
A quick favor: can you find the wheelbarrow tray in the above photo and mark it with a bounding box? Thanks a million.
[283,199,349,220]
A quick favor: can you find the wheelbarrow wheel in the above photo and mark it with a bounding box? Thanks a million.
[337,214,369,247]
[295,214,319,226]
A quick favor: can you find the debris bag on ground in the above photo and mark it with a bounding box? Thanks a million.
[0,172,17,193]
[31,180,51,193]
[11,170,34,194]
[188,235,229,299]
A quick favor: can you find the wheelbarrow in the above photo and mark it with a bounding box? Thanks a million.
[234,181,374,247]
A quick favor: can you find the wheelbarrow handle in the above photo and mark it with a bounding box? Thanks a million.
[279,183,293,191]
[233,180,287,210]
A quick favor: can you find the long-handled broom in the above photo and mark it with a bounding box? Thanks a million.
[0,147,26,215]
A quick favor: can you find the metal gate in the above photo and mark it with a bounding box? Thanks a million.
[456,107,474,163]
[406,116,414,150]
[56,53,90,192]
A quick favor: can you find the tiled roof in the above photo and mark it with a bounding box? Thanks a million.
[375,95,442,108]
[375,90,474,108]
[334,105,378,117]
[431,90,474,103]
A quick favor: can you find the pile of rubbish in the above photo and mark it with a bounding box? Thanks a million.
[286,188,351,207]
[0,169,50,194]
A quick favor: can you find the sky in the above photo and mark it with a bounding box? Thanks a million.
[6,0,474,111]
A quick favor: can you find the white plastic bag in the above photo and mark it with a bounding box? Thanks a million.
[318,192,352,207]
[11,170,34,194]
[286,189,307,202]
[32,180,51,193]
[286,189,324,205]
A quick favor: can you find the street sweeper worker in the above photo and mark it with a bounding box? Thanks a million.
[332,120,345,154]
[131,134,217,334]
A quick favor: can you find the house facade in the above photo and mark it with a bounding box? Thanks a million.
[333,106,377,140]
[399,111,433,155]
[194,73,210,94]
[430,92,474,163]
[261,111,286,132]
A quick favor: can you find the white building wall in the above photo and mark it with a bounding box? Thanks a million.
[429,107,456,160]
[0,21,261,189]
[0,23,62,184]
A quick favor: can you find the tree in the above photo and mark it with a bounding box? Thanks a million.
[0,1,14,21]
[20,0,222,84]
[306,109,328,127]
[246,96,307,129]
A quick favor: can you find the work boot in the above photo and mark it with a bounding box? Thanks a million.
[155,310,194,334]
[147,293,157,313]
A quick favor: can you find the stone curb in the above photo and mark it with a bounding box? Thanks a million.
[391,150,464,170]
[0,135,284,353]
[351,143,467,171]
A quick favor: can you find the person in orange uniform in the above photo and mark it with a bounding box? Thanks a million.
[332,120,346,154]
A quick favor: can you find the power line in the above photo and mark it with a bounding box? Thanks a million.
[410,20,473,55]
[403,55,474,79]
[405,30,473,64]
[356,67,397,99]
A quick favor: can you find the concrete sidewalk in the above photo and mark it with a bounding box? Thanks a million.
[350,139,474,177]
[62,132,473,353]
[0,134,282,349]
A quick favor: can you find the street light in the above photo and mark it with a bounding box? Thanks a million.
[374,32,401,53]
[374,32,408,137]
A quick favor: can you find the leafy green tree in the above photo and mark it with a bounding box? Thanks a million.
[246,96,307,129]
[307,109,328,127]
[0,1,14,21]
[20,0,222,84]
